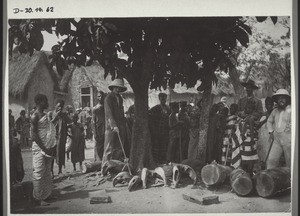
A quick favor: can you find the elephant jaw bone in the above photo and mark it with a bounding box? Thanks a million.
[128,175,142,192]
[172,165,180,188]
[112,171,132,187]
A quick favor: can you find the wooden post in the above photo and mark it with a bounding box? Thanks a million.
[201,162,233,186]
[82,161,102,174]
[230,168,253,196]
[254,167,291,198]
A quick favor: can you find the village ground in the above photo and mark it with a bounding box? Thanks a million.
[10,140,291,214]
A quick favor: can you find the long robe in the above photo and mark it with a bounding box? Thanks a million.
[32,113,56,201]
[70,123,85,163]
[149,104,171,164]
[53,112,68,167]
[92,104,105,161]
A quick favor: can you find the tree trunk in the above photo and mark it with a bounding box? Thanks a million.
[128,48,156,172]
[228,66,244,103]
[81,161,102,174]
[129,85,156,172]
[59,64,76,92]
[197,85,213,163]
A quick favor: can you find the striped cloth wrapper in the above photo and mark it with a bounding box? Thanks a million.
[240,128,259,164]
[221,115,238,166]
[231,122,242,168]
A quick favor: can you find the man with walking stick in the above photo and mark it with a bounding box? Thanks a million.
[266,89,291,169]
[101,78,129,176]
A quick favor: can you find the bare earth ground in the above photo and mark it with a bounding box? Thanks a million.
[10,140,291,214]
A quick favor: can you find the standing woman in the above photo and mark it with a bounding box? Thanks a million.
[69,113,85,171]
[31,94,56,206]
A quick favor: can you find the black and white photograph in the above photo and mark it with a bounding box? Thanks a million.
[4,0,297,215]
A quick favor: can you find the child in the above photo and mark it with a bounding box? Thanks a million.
[166,102,184,163]
[69,113,85,171]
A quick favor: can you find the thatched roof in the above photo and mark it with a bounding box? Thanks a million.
[79,62,133,94]
[9,51,56,98]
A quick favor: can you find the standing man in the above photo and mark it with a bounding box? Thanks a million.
[101,78,127,175]
[16,110,31,146]
[267,89,291,169]
[149,93,171,164]
[31,94,56,206]
[92,91,106,161]
[238,79,263,121]
[51,99,69,175]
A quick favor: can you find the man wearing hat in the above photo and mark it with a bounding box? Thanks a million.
[238,79,263,120]
[266,89,291,169]
[101,78,128,175]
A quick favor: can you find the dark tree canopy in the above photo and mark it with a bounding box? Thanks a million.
[8,17,271,91]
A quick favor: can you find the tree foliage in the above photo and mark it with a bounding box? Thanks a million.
[8,17,257,91]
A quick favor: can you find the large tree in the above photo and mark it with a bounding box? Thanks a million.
[9,17,256,171]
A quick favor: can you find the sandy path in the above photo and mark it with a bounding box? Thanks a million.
[11,140,291,214]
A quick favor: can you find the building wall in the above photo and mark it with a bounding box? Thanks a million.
[69,67,95,109]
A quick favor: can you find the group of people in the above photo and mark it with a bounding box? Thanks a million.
[9,109,31,147]
[9,77,291,206]
[149,93,202,164]
[206,80,291,176]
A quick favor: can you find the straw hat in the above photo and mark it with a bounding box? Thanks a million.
[272,89,290,103]
[241,79,259,89]
[108,78,127,92]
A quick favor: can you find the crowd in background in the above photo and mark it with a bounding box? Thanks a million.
[8,78,291,206]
